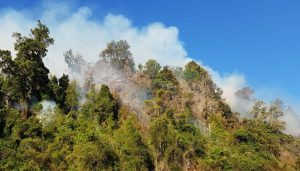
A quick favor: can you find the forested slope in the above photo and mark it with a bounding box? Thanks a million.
[0,21,299,171]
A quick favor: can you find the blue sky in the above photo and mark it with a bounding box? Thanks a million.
[1,0,300,102]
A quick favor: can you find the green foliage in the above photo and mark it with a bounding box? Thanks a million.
[0,23,298,171]
[81,85,119,126]
[218,101,233,119]
[143,59,161,79]
[149,110,206,171]
[202,115,289,170]
[114,116,154,171]
[0,77,5,136]
[0,21,53,117]
[66,80,80,113]
[152,66,179,93]
[183,61,207,81]
[234,119,287,158]
[48,74,70,113]
[0,75,5,106]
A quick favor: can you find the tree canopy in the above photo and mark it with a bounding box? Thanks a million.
[0,22,299,171]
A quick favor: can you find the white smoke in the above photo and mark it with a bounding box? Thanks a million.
[0,2,191,76]
[281,107,300,136]
[40,100,57,114]
[0,2,299,135]
[37,100,57,125]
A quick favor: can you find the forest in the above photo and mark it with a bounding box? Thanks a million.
[0,21,299,171]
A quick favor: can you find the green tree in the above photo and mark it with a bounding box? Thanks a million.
[114,116,154,171]
[81,85,119,126]
[152,66,179,93]
[66,80,80,112]
[183,61,207,81]
[0,76,6,137]
[48,74,69,111]
[143,59,161,79]
[0,21,54,118]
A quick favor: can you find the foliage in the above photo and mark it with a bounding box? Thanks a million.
[114,116,154,171]
[152,66,179,93]
[0,22,298,171]
[66,80,81,113]
[183,60,207,81]
[81,85,119,126]
[100,40,135,72]
[251,100,286,131]
[48,74,70,110]
[143,59,161,79]
[0,21,53,117]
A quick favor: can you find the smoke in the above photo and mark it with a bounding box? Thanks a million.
[36,100,57,125]
[0,2,191,77]
[0,1,299,135]
[208,69,252,114]
[281,107,300,136]
[40,100,57,114]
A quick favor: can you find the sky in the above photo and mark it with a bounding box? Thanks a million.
[0,0,299,133]
[1,0,300,100]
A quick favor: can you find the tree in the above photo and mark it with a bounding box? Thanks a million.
[0,75,5,107]
[143,59,161,79]
[0,21,54,118]
[268,99,286,130]
[114,116,154,170]
[0,76,5,137]
[81,85,119,126]
[64,49,86,73]
[84,72,94,91]
[183,61,207,81]
[250,101,267,120]
[66,142,119,170]
[152,66,179,93]
[269,98,284,119]
[183,60,222,99]
[250,100,286,131]
[149,112,206,171]
[48,74,69,112]
[100,40,135,73]
[66,80,80,112]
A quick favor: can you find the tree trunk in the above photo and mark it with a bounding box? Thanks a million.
[20,99,29,119]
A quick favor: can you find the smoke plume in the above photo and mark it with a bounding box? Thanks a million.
[0,1,299,135]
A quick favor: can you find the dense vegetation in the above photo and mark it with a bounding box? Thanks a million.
[0,22,299,171]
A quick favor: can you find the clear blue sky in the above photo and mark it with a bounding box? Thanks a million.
[1,0,300,100]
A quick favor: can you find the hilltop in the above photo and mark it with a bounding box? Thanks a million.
[0,21,299,171]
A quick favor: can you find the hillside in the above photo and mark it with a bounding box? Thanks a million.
[0,22,299,171]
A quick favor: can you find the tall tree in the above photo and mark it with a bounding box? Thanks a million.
[100,40,135,73]
[250,99,285,130]
[64,49,86,73]
[152,66,179,93]
[66,80,80,112]
[0,21,54,118]
[81,85,119,126]
[48,74,69,111]
[143,59,161,79]
[183,60,207,81]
